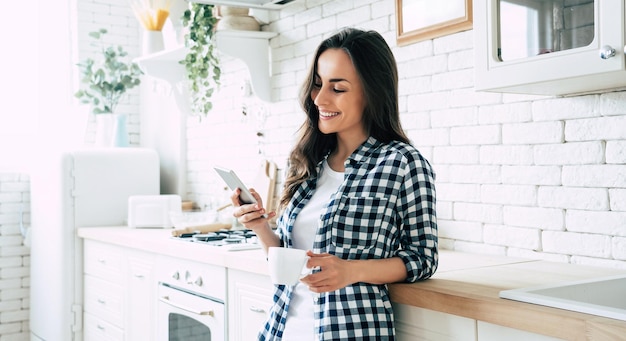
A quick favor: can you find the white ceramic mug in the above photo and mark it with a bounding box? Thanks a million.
[267,247,309,285]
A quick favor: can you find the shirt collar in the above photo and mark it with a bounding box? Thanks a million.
[316,136,381,171]
[348,136,380,165]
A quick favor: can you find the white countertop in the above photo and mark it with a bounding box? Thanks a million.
[78,226,269,275]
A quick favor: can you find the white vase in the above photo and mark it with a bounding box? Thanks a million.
[95,114,114,147]
[142,30,164,55]
[111,113,129,147]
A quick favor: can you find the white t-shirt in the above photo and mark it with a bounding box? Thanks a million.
[281,160,344,340]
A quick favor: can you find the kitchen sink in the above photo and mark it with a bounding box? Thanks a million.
[499,274,626,321]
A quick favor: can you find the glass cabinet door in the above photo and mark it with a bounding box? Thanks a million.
[474,0,626,95]
[499,0,595,61]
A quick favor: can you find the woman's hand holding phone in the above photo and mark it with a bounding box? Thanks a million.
[215,166,277,247]
[214,166,268,219]
[230,187,274,229]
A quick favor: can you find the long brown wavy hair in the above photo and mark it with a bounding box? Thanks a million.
[278,28,410,210]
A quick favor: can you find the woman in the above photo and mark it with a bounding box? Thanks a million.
[231,28,438,340]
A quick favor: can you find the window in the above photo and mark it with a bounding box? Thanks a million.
[1,0,78,171]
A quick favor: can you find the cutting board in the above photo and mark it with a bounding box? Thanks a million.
[251,159,278,213]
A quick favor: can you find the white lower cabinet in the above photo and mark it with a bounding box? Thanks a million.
[227,269,273,341]
[392,303,565,341]
[126,250,156,340]
[83,240,156,340]
[477,321,564,341]
[393,303,477,341]
[84,240,126,340]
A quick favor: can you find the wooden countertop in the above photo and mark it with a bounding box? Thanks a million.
[78,227,626,340]
[389,252,626,340]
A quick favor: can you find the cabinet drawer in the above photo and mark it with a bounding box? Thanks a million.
[84,240,125,284]
[84,312,124,341]
[84,275,124,327]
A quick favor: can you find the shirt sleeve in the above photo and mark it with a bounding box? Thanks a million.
[393,153,438,282]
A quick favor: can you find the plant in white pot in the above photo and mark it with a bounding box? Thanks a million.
[75,28,143,147]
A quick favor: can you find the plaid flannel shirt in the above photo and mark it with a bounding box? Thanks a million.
[259,136,438,341]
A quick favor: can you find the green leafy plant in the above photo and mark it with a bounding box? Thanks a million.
[75,29,143,114]
[181,3,221,116]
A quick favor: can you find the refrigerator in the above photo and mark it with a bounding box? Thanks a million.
[29,148,160,341]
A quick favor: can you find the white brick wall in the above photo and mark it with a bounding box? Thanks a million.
[0,174,30,340]
[181,0,626,271]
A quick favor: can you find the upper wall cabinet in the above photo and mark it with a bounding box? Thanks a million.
[474,0,626,96]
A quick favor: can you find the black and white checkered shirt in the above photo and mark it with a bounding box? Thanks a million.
[260,136,438,341]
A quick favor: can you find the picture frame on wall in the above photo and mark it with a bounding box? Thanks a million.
[395,0,473,46]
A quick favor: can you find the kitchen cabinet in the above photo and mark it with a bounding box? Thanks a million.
[135,30,278,102]
[83,240,126,340]
[477,321,563,341]
[474,0,626,95]
[83,240,156,340]
[392,303,566,341]
[392,303,477,341]
[126,250,156,341]
[227,269,273,341]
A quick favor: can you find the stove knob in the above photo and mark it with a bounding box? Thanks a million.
[172,271,180,280]
[185,271,192,284]
[194,276,203,287]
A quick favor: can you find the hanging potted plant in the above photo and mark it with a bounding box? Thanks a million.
[181,2,221,116]
[74,28,143,146]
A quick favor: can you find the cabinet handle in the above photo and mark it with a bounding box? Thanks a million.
[97,324,105,331]
[599,45,616,59]
[134,274,145,279]
[97,299,106,305]
[249,306,265,313]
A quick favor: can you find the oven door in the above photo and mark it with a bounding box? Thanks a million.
[157,283,225,341]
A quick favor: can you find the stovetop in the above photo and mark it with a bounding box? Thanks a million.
[172,229,261,251]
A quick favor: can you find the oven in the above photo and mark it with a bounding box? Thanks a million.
[156,256,227,341]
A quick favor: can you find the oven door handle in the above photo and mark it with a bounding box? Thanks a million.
[159,295,215,317]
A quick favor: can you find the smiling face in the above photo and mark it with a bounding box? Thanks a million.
[311,48,367,142]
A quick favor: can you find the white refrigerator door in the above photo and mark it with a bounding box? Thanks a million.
[30,148,159,341]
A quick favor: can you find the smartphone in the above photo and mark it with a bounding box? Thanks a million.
[214,166,258,204]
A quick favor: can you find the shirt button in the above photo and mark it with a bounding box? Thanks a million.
[313,296,319,303]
